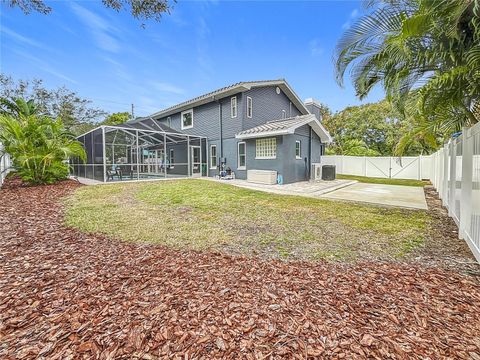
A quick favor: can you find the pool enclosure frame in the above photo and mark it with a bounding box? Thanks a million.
[70,123,208,183]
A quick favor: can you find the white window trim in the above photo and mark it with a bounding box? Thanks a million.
[282,110,287,119]
[169,148,175,168]
[237,142,246,170]
[181,109,193,130]
[295,140,302,159]
[231,96,237,118]
[246,96,253,118]
[210,144,217,169]
[167,116,171,128]
[255,138,277,160]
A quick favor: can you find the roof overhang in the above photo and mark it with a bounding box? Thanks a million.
[235,115,332,143]
[132,79,310,122]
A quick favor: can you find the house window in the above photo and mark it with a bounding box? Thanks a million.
[210,145,217,169]
[282,110,287,119]
[231,96,237,118]
[255,138,276,159]
[169,149,174,168]
[238,142,246,169]
[246,96,253,118]
[295,140,302,159]
[167,116,171,128]
[181,109,193,130]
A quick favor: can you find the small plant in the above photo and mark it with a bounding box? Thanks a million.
[0,98,86,185]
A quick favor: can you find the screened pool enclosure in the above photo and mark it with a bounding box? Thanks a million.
[70,121,207,182]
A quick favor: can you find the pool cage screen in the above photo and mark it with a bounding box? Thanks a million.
[70,125,207,182]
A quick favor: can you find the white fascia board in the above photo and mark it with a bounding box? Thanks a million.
[235,129,290,140]
[308,118,332,143]
[278,83,310,115]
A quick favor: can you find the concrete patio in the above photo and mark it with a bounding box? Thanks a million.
[212,178,428,210]
[211,178,357,197]
[321,182,428,210]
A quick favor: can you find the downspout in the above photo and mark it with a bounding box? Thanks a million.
[308,126,312,180]
[218,98,223,159]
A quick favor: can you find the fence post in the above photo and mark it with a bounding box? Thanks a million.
[459,127,473,240]
[442,142,450,204]
[448,141,456,216]
[364,156,367,177]
[418,155,422,180]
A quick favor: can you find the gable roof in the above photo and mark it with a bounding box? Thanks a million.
[235,114,332,143]
[133,79,310,121]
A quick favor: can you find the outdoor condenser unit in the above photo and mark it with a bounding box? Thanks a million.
[311,164,322,181]
[321,165,336,181]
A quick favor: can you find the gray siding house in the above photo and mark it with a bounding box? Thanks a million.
[131,79,331,184]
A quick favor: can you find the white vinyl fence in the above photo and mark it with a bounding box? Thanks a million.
[0,151,12,187]
[321,154,432,180]
[430,123,480,263]
[321,123,480,263]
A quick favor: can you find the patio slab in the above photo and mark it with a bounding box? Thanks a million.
[320,182,428,210]
[209,178,357,197]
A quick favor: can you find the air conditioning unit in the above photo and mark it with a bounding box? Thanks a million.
[311,163,322,181]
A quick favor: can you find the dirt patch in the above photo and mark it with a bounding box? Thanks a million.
[407,186,480,276]
[1,178,480,359]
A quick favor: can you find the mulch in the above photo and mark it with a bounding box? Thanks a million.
[1,178,480,359]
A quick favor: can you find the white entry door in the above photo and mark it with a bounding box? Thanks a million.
[191,146,201,177]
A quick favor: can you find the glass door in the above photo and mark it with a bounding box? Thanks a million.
[191,146,201,177]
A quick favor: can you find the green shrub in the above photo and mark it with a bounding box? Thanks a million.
[0,98,86,185]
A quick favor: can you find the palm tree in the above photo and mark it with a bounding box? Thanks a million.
[0,97,39,118]
[335,0,480,153]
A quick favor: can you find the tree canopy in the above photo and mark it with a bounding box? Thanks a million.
[324,100,437,156]
[3,0,174,23]
[335,0,480,153]
[0,75,107,135]
[101,112,131,126]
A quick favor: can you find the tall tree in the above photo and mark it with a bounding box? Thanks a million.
[324,100,436,156]
[0,75,107,135]
[335,0,480,153]
[3,0,173,22]
[101,112,131,126]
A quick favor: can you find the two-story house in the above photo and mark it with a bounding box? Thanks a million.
[129,79,331,184]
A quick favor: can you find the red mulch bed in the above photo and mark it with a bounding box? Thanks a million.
[1,179,480,359]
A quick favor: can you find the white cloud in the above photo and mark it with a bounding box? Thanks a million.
[12,49,78,84]
[151,81,185,95]
[196,16,213,81]
[342,8,360,30]
[1,26,44,48]
[309,39,324,57]
[70,2,121,53]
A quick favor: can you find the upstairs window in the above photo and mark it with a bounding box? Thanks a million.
[231,96,237,118]
[181,109,193,130]
[167,116,172,128]
[295,140,302,159]
[247,96,253,118]
[210,145,217,169]
[255,138,276,159]
[282,110,287,119]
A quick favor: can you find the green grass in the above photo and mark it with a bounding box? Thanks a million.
[337,174,430,187]
[64,179,430,262]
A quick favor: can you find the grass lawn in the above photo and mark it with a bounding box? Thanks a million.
[337,174,430,187]
[64,179,430,261]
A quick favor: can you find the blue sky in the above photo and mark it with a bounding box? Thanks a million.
[0,0,384,117]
